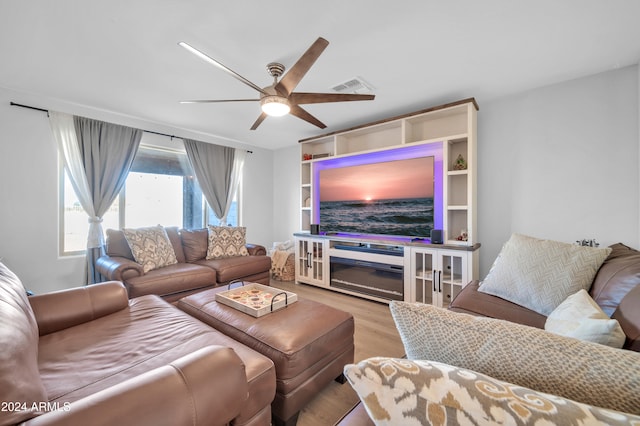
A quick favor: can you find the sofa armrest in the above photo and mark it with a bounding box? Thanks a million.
[246,243,267,256]
[95,255,144,281]
[23,346,249,426]
[29,281,129,336]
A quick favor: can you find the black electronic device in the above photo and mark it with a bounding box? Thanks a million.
[430,229,443,244]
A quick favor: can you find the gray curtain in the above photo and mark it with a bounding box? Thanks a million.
[183,139,236,224]
[73,116,142,283]
[50,111,141,284]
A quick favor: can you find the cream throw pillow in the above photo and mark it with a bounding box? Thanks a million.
[123,225,178,273]
[344,357,640,426]
[478,233,611,315]
[545,289,626,348]
[206,226,249,259]
[389,301,640,415]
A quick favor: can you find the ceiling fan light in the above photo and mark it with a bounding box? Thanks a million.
[261,96,290,116]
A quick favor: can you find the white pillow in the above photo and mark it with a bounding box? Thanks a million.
[479,234,611,315]
[545,289,626,348]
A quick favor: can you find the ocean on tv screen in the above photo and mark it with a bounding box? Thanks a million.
[320,197,434,238]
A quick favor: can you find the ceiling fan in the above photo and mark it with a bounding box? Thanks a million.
[178,37,375,130]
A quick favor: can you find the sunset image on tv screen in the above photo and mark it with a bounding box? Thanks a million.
[319,156,434,237]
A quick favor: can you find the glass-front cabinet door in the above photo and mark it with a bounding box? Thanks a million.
[438,251,467,308]
[412,249,436,305]
[295,237,326,287]
[410,248,468,308]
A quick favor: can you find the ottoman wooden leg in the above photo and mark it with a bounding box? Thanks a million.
[335,372,347,384]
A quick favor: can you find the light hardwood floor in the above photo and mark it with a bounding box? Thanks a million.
[270,279,405,426]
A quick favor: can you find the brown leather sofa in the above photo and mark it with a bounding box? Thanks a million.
[0,262,276,426]
[449,242,640,351]
[96,227,272,302]
[337,242,640,425]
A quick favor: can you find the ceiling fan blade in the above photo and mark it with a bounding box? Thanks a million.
[180,99,259,104]
[250,112,268,130]
[289,92,375,105]
[289,105,326,129]
[275,37,329,96]
[179,42,267,95]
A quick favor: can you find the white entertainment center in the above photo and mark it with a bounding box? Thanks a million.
[294,98,480,306]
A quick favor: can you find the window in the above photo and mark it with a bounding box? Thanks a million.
[124,172,184,228]
[61,171,119,254]
[60,139,240,255]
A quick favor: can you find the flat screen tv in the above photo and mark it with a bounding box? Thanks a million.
[317,147,441,239]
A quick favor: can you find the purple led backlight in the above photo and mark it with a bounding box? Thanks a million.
[311,143,444,237]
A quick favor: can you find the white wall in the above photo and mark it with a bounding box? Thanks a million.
[272,65,640,280]
[0,91,83,292]
[478,65,638,277]
[242,148,275,246]
[272,145,300,246]
[0,86,275,293]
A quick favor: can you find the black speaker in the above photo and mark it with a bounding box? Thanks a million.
[310,224,320,235]
[430,229,443,244]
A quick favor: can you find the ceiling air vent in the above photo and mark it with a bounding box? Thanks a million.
[331,76,375,94]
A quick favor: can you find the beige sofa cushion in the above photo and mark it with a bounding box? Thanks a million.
[0,262,47,425]
[344,357,640,425]
[389,301,640,415]
[123,225,178,273]
[478,233,611,315]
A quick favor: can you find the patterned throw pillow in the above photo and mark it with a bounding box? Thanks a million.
[545,289,626,348]
[389,301,640,415]
[206,226,250,259]
[478,233,611,315]
[122,225,178,273]
[344,357,640,426]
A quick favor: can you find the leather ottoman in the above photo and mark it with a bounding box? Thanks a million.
[178,286,355,426]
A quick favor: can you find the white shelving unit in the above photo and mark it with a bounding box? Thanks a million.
[294,98,480,306]
[298,98,478,246]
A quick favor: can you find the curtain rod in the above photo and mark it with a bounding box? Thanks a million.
[9,102,253,154]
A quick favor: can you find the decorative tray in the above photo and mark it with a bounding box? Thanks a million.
[215,281,298,317]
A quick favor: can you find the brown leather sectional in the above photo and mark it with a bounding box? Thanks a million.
[96,227,272,302]
[0,263,277,426]
[2,252,355,426]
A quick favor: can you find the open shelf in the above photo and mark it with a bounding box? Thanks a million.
[335,121,402,155]
[405,106,469,143]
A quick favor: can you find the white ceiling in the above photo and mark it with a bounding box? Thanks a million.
[1,1,639,150]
